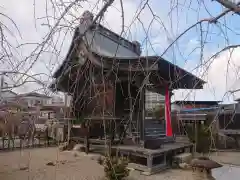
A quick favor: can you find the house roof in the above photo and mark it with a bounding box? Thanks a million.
[51,11,205,91]
[173,100,221,106]
[235,98,240,102]
[2,90,18,96]
[180,107,220,113]
[16,92,51,99]
[90,52,205,89]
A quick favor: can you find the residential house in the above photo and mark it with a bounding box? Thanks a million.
[14,92,51,107]
[171,100,220,112]
[145,91,165,110]
[0,82,18,100]
[171,100,221,135]
[49,96,64,105]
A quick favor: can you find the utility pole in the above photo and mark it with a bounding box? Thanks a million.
[64,93,71,144]
[0,74,4,102]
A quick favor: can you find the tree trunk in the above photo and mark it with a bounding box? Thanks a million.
[82,123,90,154]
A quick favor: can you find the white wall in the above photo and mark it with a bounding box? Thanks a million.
[21,96,50,107]
[50,96,64,105]
[21,95,66,107]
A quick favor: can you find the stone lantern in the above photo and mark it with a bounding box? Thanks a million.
[190,157,222,180]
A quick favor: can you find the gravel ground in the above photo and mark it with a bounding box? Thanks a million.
[0,147,240,180]
[0,148,104,180]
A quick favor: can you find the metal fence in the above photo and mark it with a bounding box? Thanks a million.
[0,125,66,151]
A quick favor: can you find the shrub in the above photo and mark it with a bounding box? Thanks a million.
[186,124,211,154]
[102,156,129,180]
[73,116,85,125]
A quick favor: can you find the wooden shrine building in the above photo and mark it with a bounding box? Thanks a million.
[50,11,205,174]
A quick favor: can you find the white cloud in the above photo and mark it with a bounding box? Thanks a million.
[173,47,240,103]
[1,0,169,94]
[2,0,239,104]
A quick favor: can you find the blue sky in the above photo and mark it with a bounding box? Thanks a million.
[104,0,240,103]
[142,0,240,103]
[1,0,240,102]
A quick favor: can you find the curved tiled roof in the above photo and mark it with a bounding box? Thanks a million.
[51,12,205,91]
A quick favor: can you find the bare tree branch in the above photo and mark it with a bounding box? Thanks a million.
[216,0,240,15]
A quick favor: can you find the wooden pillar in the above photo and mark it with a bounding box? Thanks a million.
[65,94,71,144]
[165,86,173,137]
[83,121,90,154]
[108,120,113,156]
[147,155,153,169]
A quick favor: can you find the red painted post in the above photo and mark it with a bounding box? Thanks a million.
[165,86,173,137]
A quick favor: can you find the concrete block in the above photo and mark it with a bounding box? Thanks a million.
[174,153,192,164]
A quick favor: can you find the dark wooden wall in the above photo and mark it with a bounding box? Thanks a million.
[218,113,240,130]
